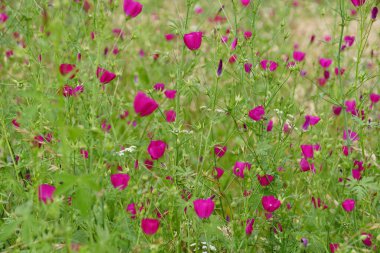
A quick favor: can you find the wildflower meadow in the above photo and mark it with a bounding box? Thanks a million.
[1,0,380,252]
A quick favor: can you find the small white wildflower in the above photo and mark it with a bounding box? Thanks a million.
[115,146,136,156]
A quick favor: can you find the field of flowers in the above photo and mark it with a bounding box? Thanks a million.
[0,0,379,252]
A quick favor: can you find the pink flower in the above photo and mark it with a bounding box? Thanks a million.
[371,7,378,19]
[80,149,89,159]
[261,195,281,212]
[244,31,252,39]
[12,119,20,128]
[96,67,116,84]
[164,110,176,122]
[126,203,137,219]
[293,51,306,62]
[221,36,228,43]
[352,169,361,180]
[165,33,175,41]
[229,54,237,64]
[329,243,339,253]
[300,158,315,172]
[319,58,332,68]
[332,106,342,116]
[345,99,357,115]
[343,130,359,141]
[133,91,159,117]
[244,63,252,73]
[260,60,278,71]
[300,144,319,159]
[257,174,274,186]
[194,5,203,14]
[233,161,251,178]
[59,63,76,78]
[311,197,328,209]
[361,233,373,247]
[245,218,255,235]
[214,145,227,158]
[369,93,380,109]
[344,35,355,47]
[0,13,8,23]
[123,0,143,18]
[248,105,265,121]
[193,198,215,219]
[342,199,355,212]
[267,120,274,132]
[183,32,202,51]
[154,83,165,91]
[110,173,130,190]
[38,184,56,203]
[141,218,160,235]
[351,0,366,7]
[231,38,238,50]
[147,140,167,160]
[164,90,177,99]
[241,0,250,6]
[214,167,224,179]
[302,115,320,130]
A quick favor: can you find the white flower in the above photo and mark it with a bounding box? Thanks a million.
[115,146,136,156]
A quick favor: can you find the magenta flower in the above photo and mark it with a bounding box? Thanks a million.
[345,99,358,116]
[300,158,315,172]
[241,0,250,6]
[59,63,76,78]
[352,169,361,180]
[329,243,339,253]
[248,105,265,121]
[300,144,319,159]
[12,119,20,128]
[332,106,342,116]
[260,60,278,71]
[214,145,227,158]
[38,184,56,203]
[319,58,332,68]
[257,174,274,186]
[0,13,8,23]
[267,120,274,132]
[302,115,320,130]
[293,51,306,62]
[141,218,160,235]
[343,129,359,142]
[165,33,175,41]
[126,203,137,219]
[344,36,355,47]
[244,63,252,73]
[164,110,176,122]
[133,91,159,117]
[153,83,165,91]
[214,167,224,179]
[110,173,130,190]
[342,199,355,212]
[244,31,252,39]
[245,218,255,235]
[261,195,281,212]
[123,0,143,18]
[233,161,251,178]
[371,7,378,19]
[147,140,167,160]
[361,233,373,247]
[183,32,202,51]
[351,0,365,7]
[96,67,116,84]
[231,38,238,50]
[80,149,89,159]
[193,198,215,219]
[369,93,380,109]
[164,89,177,99]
